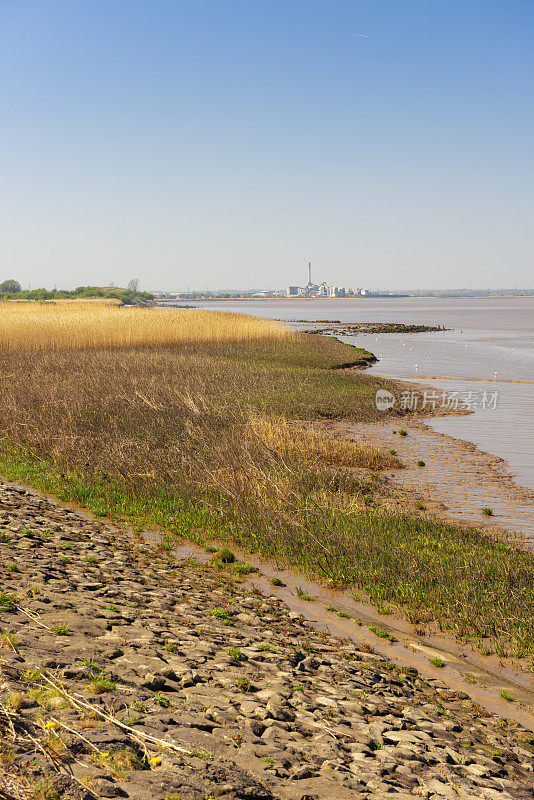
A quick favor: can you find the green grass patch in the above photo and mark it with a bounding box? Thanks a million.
[81,660,103,675]
[0,591,16,608]
[208,607,230,619]
[295,587,316,602]
[258,642,277,653]
[235,678,254,692]
[235,677,254,692]
[368,625,397,643]
[51,624,70,636]
[227,647,247,662]
[88,676,116,693]
[153,692,171,708]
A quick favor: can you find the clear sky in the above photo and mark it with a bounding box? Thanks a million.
[1,1,533,291]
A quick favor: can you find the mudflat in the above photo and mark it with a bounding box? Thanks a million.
[329,417,534,545]
[1,481,534,800]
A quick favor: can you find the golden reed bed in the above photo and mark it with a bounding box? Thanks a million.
[0,301,289,350]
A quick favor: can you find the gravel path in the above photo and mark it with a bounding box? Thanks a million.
[0,482,533,800]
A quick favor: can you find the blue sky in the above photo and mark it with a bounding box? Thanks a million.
[1,0,533,290]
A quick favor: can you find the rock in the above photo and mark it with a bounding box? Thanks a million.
[180,669,196,687]
[290,766,315,780]
[287,650,305,667]
[382,729,432,745]
[47,696,68,709]
[266,700,295,722]
[141,673,167,691]
[92,778,124,797]
[245,719,267,737]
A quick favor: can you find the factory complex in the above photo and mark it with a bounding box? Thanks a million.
[286,263,369,298]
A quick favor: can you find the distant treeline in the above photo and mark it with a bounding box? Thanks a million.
[0,285,154,305]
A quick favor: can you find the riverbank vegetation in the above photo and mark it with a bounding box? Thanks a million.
[0,302,288,350]
[0,283,154,304]
[0,301,533,661]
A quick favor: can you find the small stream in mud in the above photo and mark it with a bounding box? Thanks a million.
[163,536,534,733]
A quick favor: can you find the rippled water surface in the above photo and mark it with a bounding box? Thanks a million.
[191,297,534,490]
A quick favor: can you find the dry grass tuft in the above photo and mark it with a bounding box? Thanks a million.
[0,301,290,351]
[247,416,401,470]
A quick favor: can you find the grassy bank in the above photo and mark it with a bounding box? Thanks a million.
[1,442,533,661]
[0,302,533,661]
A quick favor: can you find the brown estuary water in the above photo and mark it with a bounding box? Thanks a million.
[191,296,534,493]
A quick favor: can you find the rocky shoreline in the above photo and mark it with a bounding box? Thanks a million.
[1,482,533,800]
[294,323,447,336]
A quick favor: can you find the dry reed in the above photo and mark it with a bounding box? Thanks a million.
[0,301,289,350]
[246,415,400,470]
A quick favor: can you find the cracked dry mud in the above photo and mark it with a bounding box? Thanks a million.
[0,482,533,800]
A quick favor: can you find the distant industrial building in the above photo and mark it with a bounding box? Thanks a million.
[286,263,361,299]
[328,286,346,298]
[286,285,302,297]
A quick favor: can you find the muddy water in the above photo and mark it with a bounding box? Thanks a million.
[190,297,534,491]
[170,539,534,732]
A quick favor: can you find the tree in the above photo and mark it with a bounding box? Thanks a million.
[127,278,139,292]
[0,279,21,293]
